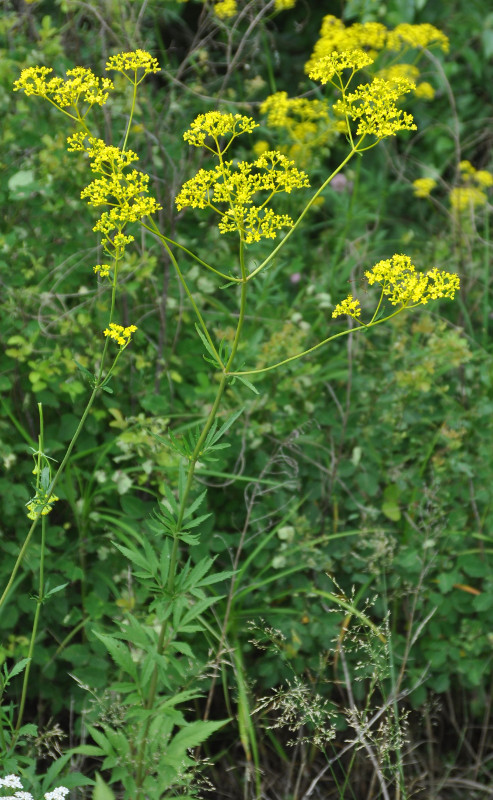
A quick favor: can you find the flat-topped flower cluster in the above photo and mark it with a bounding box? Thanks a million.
[332,254,460,319]
[0,775,68,800]
[176,112,310,243]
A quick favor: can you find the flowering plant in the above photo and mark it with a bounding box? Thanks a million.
[3,25,460,797]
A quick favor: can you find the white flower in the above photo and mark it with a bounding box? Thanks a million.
[44,789,69,800]
[0,777,23,789]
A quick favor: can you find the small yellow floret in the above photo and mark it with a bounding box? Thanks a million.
[214,0,237,18]
[105,50,160,76]
[183,111,259,148]
[332,295,362,319]
[104,322,138,348]
[308,49,374,84]
[412,178,436,198]
[475,170,493,188]
[93,264,111,278]
[275,0,296,8]
[365,254,459,306]
[26,492,60,521]
[450,186,487,212]
[333,76,416,140]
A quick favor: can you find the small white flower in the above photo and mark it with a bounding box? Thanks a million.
[44,789,69,800]
[0,777,23,789]
[14,792,34,800]
[45,786,69,800]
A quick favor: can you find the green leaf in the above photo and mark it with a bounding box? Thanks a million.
[92,773,116,800]
[74,359,93,379]
[8,657,30,679]
[194,324,221,366]
[165,718,229,760]
[236,375,259,394]
[92,631,138,680]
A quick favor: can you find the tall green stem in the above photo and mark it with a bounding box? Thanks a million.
[0,256,121,615]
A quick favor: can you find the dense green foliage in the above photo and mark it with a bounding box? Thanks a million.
[1,1,493,798]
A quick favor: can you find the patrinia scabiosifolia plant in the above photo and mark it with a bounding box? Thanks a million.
[2,34,459,798]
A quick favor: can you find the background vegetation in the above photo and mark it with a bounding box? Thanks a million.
[1,0,492,798]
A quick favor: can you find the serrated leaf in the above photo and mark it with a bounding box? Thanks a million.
[183,489,207,520]
[166,719,229,760]
[181,595,224,627]
[182,511,211,530]
[8,658,31,679]
[93,632,138,680]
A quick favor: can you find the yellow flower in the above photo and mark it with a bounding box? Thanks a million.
[386,23,449,53]
[365,254,459,306]
[93,264,111,278]
[332,295,362,319]
[26,492,60,521]
[175,150,309,242]
[304,15,448,75]
[13,66,114,111]
[412,177,436,198]
[475,170,493,188]
[183,111,259,148]
[333,76,416,140]
[214,0,237,18]
[308,49,374,84]
[275,0,296,8]
[67,136,162,239]
[450,186,487,212]
[105,50,160,78]
[103,323,138,348]
[414,81,435,100]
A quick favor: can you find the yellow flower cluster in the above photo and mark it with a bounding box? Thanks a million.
[105,49,160,78]
[305,15,448,74]
[259,92,338,163]
[183,111,259,149]
[449,160,493,213]
[333,77,416,140]
[332,295,362,319]
[459,160,493,187]
[26,491,60,521]
[175,147,309,243]
[386,23,449,53]
[103,323,138,347]
[450,186,488,213]
[214,0,237,17]
[378,63,435,101]
[67,135,162,245]
[93,264,111,278]
[13,66,114,112]
[308,49,374,84]
[275,0,296,8]
[365,254,460,306]
[412,177,437,198]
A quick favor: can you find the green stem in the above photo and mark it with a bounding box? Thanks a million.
[136,239,248,793]
[147,218,224,366]
[135,375,228,794]
[121,77,138,153]
[140,222,239,283]
[13,514,46,738]
[246,146,358,281]
[228,303,405,376]
[0,254,121,615]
